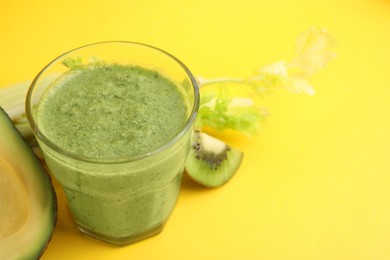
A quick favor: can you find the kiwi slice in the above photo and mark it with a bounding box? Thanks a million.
[185,130,243,188]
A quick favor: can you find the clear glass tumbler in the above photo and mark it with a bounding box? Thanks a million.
[26,42,199,245]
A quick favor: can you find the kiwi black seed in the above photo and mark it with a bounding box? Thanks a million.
[185,130,244,188]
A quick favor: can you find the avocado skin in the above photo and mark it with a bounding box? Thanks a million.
[0,107,57,259]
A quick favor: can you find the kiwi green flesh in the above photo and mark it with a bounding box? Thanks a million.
[185,131,243,188]
[0,107,57,259]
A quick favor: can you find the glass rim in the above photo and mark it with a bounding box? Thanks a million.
[26,41,200,164]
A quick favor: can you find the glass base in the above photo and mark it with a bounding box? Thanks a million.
[77,222,164,246]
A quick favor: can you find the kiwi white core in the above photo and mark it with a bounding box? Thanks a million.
[199,132,227,154]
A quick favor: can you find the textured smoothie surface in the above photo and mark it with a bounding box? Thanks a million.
[37,63,188,159]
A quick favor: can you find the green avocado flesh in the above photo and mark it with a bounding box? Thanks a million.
[0,108,57,259]
[185,131,243,188]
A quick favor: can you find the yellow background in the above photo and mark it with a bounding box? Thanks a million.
[1,0,390,259]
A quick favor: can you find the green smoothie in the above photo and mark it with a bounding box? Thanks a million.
[35,62,192,244]
[37,63,188,159]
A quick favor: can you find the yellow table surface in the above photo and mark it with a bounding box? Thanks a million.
[1,0,390,259]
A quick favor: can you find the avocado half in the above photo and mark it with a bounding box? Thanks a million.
[0,108,57,259]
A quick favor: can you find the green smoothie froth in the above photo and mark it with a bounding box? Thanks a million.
[37,63,188,160]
